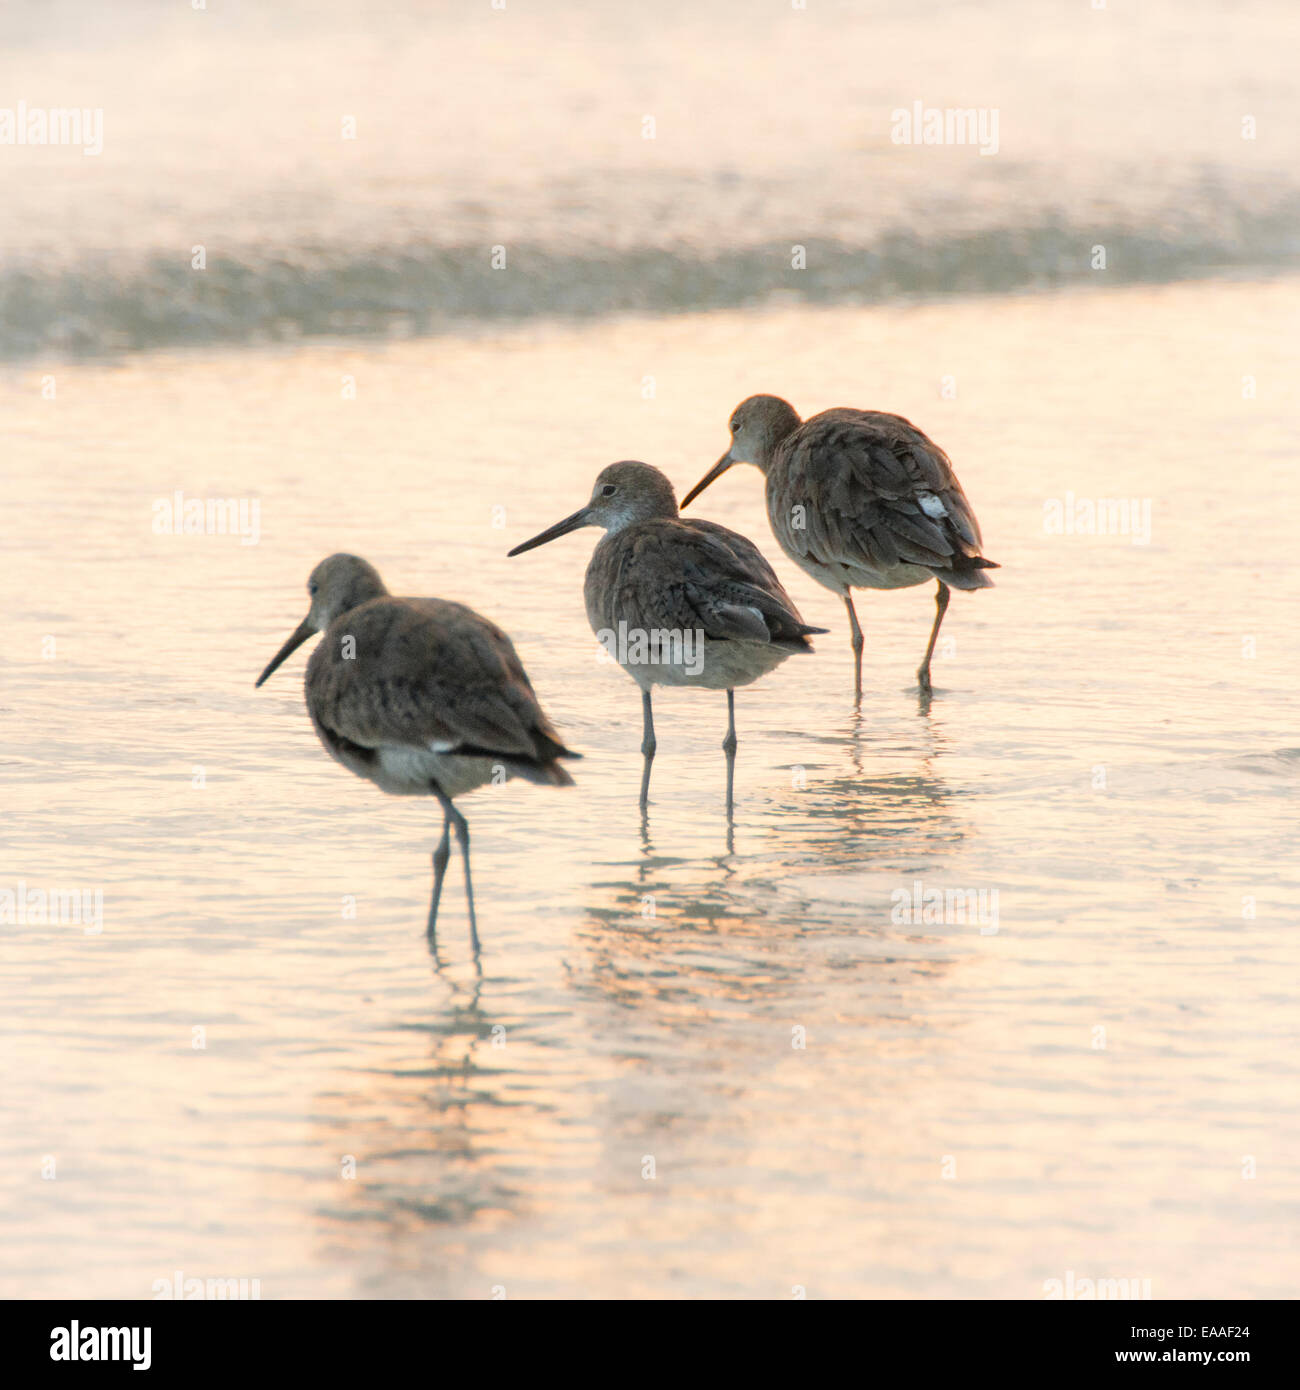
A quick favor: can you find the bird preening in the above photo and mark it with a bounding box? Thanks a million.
[257,395,996,952]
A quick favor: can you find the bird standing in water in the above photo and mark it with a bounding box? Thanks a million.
[508,461,825,810]
[255,553,578,954]
[681,395,998,698]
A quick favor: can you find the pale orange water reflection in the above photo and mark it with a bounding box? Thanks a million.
[1,279,1298,1297]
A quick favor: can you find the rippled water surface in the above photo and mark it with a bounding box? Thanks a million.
[2,277,1297,1297]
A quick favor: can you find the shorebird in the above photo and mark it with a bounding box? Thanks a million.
[255,553,578,953]
[507,461,825,809]
[681,395,998,697]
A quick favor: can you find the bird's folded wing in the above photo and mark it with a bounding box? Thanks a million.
[309,599,559,760]
[689,597,773,643]
[788,410,986,572]
[612,523,811,643]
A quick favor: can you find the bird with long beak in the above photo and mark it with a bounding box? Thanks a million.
[508,461,825,810]
[255,553,579,954]
[681,395,998,699]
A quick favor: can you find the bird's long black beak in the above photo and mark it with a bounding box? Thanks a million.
[507,506,592,556]
[255,616,315,687]
[679,450,734,509]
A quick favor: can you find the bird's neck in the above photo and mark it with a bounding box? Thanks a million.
[604,503,677,534]
[334,580,389,621]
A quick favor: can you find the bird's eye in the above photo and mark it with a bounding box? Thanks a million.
[729,418,740,433]
[308,581,319,597]
[601,484,617,497]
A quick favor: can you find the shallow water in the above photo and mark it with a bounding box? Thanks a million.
[1,276,1297,1298]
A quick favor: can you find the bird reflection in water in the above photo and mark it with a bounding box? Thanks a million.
[574,706,965,1022]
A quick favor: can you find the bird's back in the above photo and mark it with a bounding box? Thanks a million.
[305,595,576,788]
[769,407,996,590]
[586,516,824,651]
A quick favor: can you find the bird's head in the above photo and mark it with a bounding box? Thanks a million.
[255,553,387,687]
[508,461,678,554]
[680,394,802,508]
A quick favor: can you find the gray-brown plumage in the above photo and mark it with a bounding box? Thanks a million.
[681,395,998,697]
[508,461,825,809]
[255,553,578,952]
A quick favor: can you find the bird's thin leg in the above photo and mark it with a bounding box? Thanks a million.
[639,687,656,809]
[918,581,951,694]
[453,809,479,958]
[844,593,864,701]
[427,816,451,947]
[723,688,737,814]
[433,787,480,958]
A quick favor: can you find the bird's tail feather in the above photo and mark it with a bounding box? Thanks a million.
[944,553,999,590]
[505,756,577,787]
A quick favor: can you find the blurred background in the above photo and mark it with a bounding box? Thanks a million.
[2,0,1297,354]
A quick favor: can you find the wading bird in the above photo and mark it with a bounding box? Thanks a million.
[255,553,578,954]
[681,395,998,697]
[508,462,825,810]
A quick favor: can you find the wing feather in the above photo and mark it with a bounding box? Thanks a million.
[587,519,822,648]
[776,408,993,579]
[307,597,573,764]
